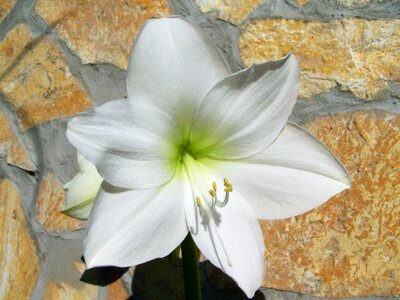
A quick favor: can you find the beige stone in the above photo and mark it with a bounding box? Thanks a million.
[35,0,171,69]
[195,0,263,24]
[36,173,86,233]
[295,0,310,5]
[0,179,40,299]
[0,0,15,22]
[240,19,400,100]
[0,112,34,170]
[43,280,98,300]
[0,24,93,130]
[0,24,34,79]
[262,111,399,297]
[338,0,386,7]
[107,279,130,299]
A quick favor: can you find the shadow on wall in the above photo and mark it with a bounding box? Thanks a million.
[81,256,266,300]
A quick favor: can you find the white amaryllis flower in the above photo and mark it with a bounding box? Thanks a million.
[62,152,103,220]
[67,17,350,297]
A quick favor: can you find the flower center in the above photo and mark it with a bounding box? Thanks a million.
[181,152,233,212]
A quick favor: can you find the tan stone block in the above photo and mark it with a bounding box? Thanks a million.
[43,280,98,300]
[0,25,93,130]
[240,19,400,100]
[195,0,263,24]
[0,112,34,170]
[338,0,386,7]
[0,179,40,299]
[107,279,130,299]
[295,0,310,5]
[36,173,86,233]
[35,0,171,69]
[0,24,34,80]
[261,111,399,297]
[0,0,15,22]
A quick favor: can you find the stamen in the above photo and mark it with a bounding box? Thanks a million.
[196,196,201,207]
[209,178,233,209]
[213,223,232,267]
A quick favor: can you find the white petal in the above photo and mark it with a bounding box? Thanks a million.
[84,173,190,268]
[189,55,300,159]
[201,124,351,220]
[62,168,102,220]
[127,17,229,138]
[67,99,178,189]
[184,167,264,298]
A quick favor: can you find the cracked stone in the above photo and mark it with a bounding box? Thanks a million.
[35,0,171,69]
[0,0,15,22]
[261,110,399,297]
[240,19,400,100]
[0,24,93,130]
[36,173,86,233]
[194,0,263,24]
[0,179,40,299]
[0,112,34,170]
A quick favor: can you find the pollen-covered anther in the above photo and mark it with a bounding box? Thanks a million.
[196,196,202,207]
[209,178,233,209]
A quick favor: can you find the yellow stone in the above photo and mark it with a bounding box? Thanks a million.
[35,0,171,69]
[261,111,399,297]
[0,179,40,299]
[296,0,310,5]
[338,0,386,7]
[0,112,34,170]
[0,24,34,79]
[240,19,400,100]
[0,0,15,22]
[36,173,86,233]
[43,280,98,300]
[0,24,93,130]
[195,0,263,24]
[108,279,130,299]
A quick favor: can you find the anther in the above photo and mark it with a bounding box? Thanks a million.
[223,178,229,186]
[212,181,217,191]
[209,189,216,197]
[196,196,201,207]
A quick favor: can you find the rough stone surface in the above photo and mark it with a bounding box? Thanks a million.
[0,179,40,299]
[296,0,386,6]
[36,173,86,233]
[0,24,93,130]
[195,0,262,24]
[0,24,34,79]
[0,112,34,170]
[337,0,386,7]
[261,110,399,297]
[240,19,400,100]
[35,0,171,70]
[0,0,15,22]
[295,0,310,6]
[43,280,97,300]
[107,279,130,299]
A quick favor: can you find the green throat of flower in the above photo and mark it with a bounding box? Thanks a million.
[179,148,233,212]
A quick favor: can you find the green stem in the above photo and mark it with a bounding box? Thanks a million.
[181,233,201,300]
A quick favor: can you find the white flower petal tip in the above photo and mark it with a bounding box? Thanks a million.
[66,99,177,190]
[83,175,189,269]
[61,153,103,220]
[189,54,301,159]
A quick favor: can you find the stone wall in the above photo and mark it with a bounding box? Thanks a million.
[0,0,398,299]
